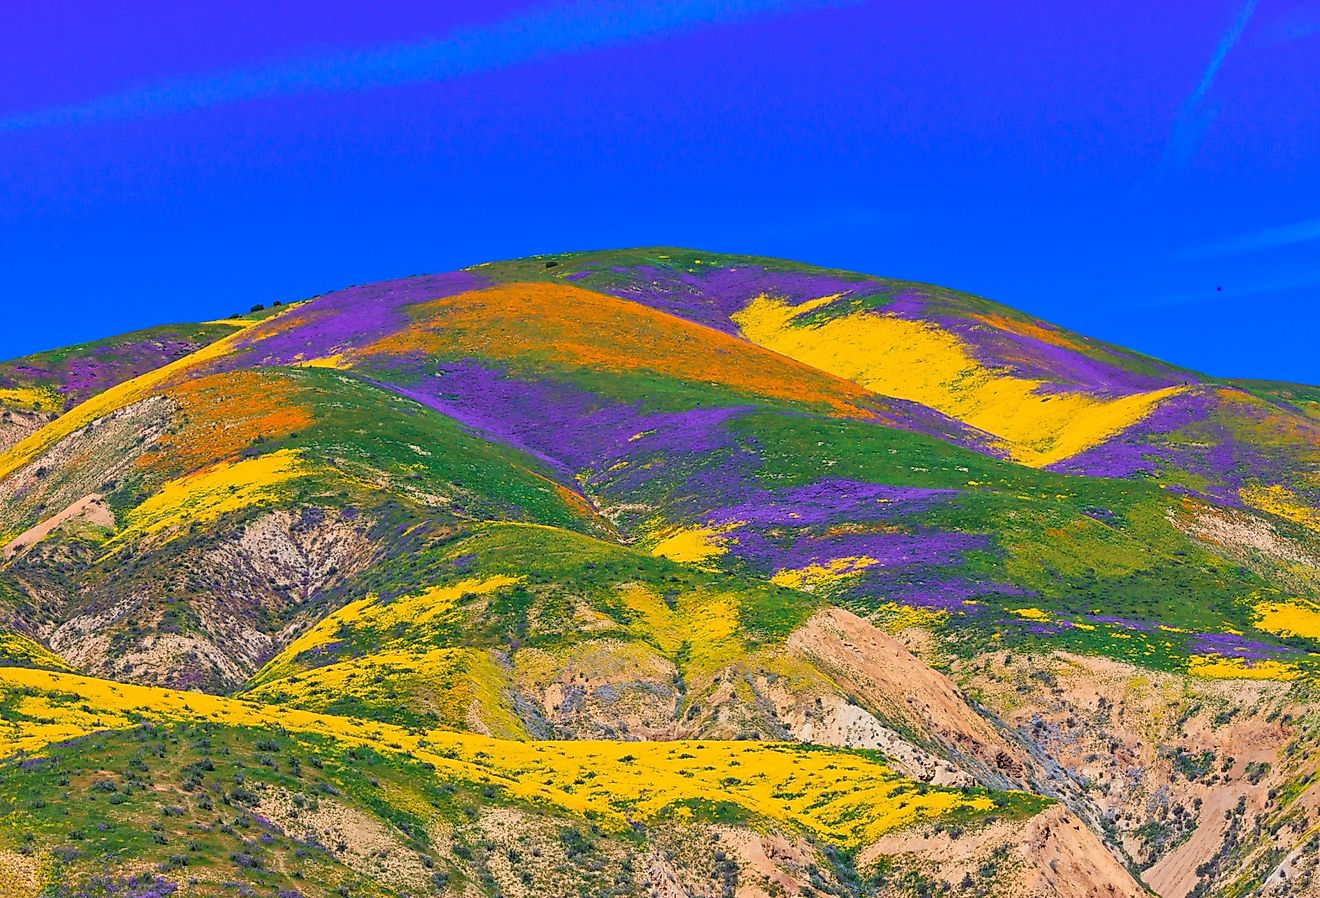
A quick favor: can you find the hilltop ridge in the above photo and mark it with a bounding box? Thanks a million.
[1,249,1318,898]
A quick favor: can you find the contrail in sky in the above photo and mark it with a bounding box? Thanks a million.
[1,0,858,132]
[1160,0,1259,173]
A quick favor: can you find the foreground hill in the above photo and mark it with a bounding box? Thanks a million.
[1,249,1318,898]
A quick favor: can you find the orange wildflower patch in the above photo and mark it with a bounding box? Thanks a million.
[968,311,1090,354]
[364,282,874,417]
[552,480,604,521]
[139,370,314,476]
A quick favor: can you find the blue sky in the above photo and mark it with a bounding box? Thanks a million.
[2,0,1318,381]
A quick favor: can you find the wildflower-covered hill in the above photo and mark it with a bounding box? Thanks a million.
[1,249,1318,898]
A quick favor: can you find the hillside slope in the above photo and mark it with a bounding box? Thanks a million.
[1,248,1318,898]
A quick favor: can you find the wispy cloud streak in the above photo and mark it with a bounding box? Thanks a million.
[1256,3,1320,45]
[1161,0,1258,172]
[1145,268,1320,307]
[1,0,857,132]
[1181,217,1320,259]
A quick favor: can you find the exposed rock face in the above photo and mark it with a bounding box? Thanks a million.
[0,408,52,455]
[952,647,1316,897]
[3,493,113,560]
[37,507,378,690]
[787,608,1040,789]
[254,785,436,893]
[516,638,683,739]
[865,804,1149,898]
[0,396,173,536]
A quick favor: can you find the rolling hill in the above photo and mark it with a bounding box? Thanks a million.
[2,248,1318,898]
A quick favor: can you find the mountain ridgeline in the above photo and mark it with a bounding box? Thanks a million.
[2,249,1319,898]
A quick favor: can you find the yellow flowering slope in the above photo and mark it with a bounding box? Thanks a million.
[649,523,741,564]
[732,294,1184,467]
[242,646,530,740]
[105,448,311,551]
[0,667,1007,848]
[0,386,63,414]
[771,555,880,592]
[1187,655,1298,681]
[247,574,520,688]
[1241,484,1320,533]
[1254,600,1320,640]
